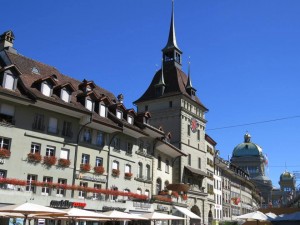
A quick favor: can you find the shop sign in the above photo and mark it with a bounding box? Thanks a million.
[157,204,168,211]
[102,206,126,212]
[133,202,151,209]
[76,173,107,183]
[50,200,86,209]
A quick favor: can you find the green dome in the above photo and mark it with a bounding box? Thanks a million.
[280,171,293,181]
[232,133,263,157]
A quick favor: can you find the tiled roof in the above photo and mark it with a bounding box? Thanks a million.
[134,65,208,110]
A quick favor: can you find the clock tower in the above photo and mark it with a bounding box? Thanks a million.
[134,1,211,224]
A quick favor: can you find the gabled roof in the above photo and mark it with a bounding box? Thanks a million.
[134,66,207,110]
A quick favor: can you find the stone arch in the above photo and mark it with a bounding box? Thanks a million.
[191,205,201,225]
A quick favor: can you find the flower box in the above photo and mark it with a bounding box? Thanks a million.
[112,169,120,177]
[124,172,133,179]
[58,158,71,167]
[43,156,57,166]
[80,163,91,172]
[94,166,105,175]
[0,148,11,158]
[181,194,188,200]
[27,153,42,163]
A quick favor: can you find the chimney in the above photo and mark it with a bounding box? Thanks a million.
[117,94,124,103]
[0,30,15,52]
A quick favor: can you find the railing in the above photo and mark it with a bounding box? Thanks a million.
[135,175,152,183]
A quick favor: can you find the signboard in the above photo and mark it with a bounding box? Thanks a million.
[50,200,86,209]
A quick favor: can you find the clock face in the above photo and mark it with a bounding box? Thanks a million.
[190,118,199,133]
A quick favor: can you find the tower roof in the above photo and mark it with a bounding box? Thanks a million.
[232,133,263,157]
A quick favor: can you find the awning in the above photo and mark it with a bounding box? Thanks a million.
[174,206,201,219]
[184,166,208,177]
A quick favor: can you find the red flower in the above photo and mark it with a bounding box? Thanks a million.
[181,194,188,200]
[43,156,57,166]
[58,158,71,167]
[27,153,42,163]
[112,169,120,176]
[0,148,11,158]
[80,163,91,172]
[94,166,105,175]
[124,172,133,179]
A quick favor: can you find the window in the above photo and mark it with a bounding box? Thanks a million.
[0,137,10,150]
[197,130,200,140]
[30,143,40,154]
[33,114,45,131]
[145,105,148,111]
[41,82,51,97]
[48,117,58,134]
[57,178,67,197]
[146,142,152,155]
[61,89,70,103]
[165,159,170,173]
[46,146,55,156]
[0,170,7,189]
[42,176,52,196]
[83,128,92,143]
[137,188,142,195]
[146,164,151,180]
[126,142,133,155]
[116,110,122,119]
[86,99,93,111]
[138,141,144,151]
[96,131,105,147]
[198,157,201,169]
[123,188,130,200]
[127,115,133,124]
[125,164,131,173]
[0,103,15,124]
[156,178,162,194]
[112,186,118,200]
[26,174,37,193]
[62,121,72,138]
[158,156,161,169]
[93,184,102,199]
[188,154,191,166]
[60,149,69,159]
[112,137,120,150]
[78,182,88,198]
[99,104,106,117]
[95,157,103,167]
[112,160,119,170]
[145,189,150,197]
[138,162,143,178]
[3,73,15,90]
[169,101,172,108]
[81,154,90,164]
[187,124,191,136]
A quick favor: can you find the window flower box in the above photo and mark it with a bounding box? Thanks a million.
[94,166,105,175]
[27,153,42,163]
[43,156,57,166]
[80,163,91,172]
[112,169,120,177]
[124,172,133,179]
[0,148,11,158]
[58,158,71,167]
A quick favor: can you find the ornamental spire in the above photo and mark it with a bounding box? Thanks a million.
[163,0,180,52]
[185,57,196,96]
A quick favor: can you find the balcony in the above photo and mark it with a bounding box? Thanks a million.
[134,175,152,184]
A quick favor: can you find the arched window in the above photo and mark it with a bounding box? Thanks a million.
[124,188,130,200]
[145,189,150,198]
[165,180,169,190]
[156,178,162,194]
[137,188,142,195]
[146,164,151,180]
[138,162,143,178]
[165,159,170,173]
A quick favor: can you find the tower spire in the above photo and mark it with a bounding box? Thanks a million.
[162,0,182,68]
[185,57,196,97]
[154,59,166,96]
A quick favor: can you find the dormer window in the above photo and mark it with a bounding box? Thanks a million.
[86,99,93,111]
[61,89,70,103]
[99,104,106,117]
[86,85,92,92]
[1,71,17,90]
[41,82,52,97]
[32,67,40,75]
[116,110,122,119]
[127,115,133,124]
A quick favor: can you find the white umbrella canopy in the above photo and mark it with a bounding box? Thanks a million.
[265,212,277,219]
[236,211,268,225]
[63,207,108,219]
[0,203,66,225]
[102,210,147,220]
[140,212,185,220]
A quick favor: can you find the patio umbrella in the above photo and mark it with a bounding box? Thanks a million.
[62,208,108,222]
[272,211,300,221]
[140,212,185,221]
[0,202,66,225]
[265,212,277,219]
[236,211,268,225]
[102,210,146,220]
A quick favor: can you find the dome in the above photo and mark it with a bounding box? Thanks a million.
[232,133,263,157]
[280,171,294,181]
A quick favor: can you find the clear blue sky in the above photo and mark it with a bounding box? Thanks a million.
[2,0,300,188]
